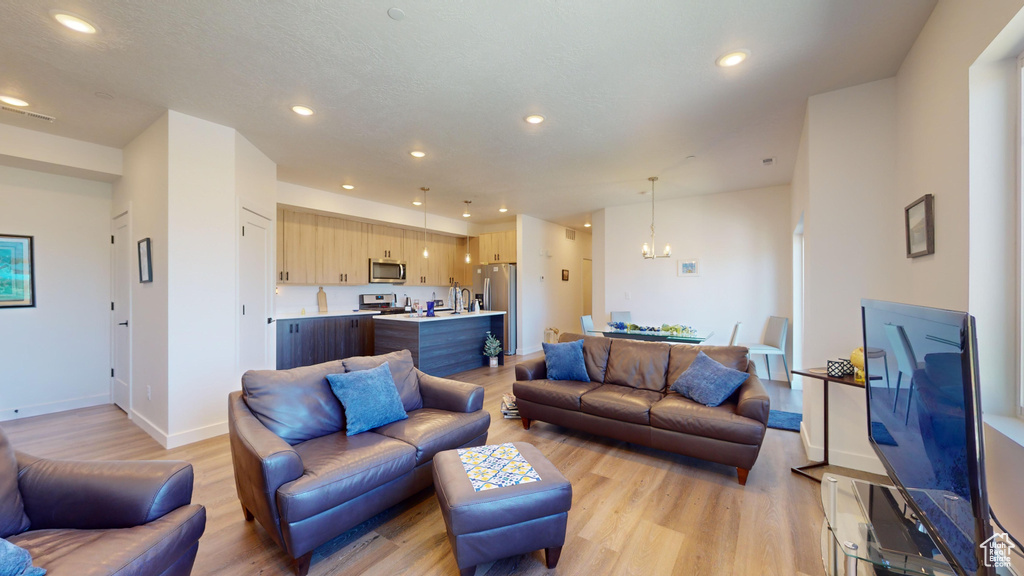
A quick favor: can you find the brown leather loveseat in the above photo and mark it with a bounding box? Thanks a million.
[514,333,770,485]
[228,350,490,575]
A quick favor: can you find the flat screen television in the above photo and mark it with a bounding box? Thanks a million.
[861,299,992,576]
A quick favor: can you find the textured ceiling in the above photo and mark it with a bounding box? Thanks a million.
[0,0,936,227]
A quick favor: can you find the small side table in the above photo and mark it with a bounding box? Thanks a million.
[791,368,868,482]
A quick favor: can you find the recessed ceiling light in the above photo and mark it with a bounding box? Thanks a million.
[291,105,315,116]
[584,223,592,228]
[51,11,98,34]
[341,184,355,190]
[0,96,29,107]
[716,50,750,67]
[498,207,508,213]
[525,115,545,124]
[410,150,426,158]
[412,201,422,206]
[387,7,406,20]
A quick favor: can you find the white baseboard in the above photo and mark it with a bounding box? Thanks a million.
[799,422,885,475]
[128,412,227,449]
[166,421,228,449]
[521,344,543,355]
[130,410,169,447]
[0,393,110,422]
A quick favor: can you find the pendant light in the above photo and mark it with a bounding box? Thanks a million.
[641,176,671,259]
[463,201,473,262]
[420,187,429,258]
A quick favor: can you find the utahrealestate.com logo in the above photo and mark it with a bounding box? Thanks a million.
[981,533,1016,568]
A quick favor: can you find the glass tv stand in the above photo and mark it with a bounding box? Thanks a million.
[820,474,955,576]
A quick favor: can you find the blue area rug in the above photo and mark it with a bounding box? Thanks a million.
[871,421,898,446]
[767,410,801,432]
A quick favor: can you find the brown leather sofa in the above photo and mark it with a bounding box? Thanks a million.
[229,350,490,575]
[514,333,770,485]
[0,428,207,576]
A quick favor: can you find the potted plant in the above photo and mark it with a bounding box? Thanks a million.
[483,331,502,367]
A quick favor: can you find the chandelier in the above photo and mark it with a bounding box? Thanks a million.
[641,176,671,259]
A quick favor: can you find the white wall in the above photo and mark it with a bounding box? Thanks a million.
[967,9,1024,418]
[278,181,470,236]
[0,123,122,182]
[276,284,455,317]
[518,215,593,354]
[114,113,170,436]
[597,185,792,365]
[0,166,112,420]
[793,78,898,474]
[166,111,239,447]
[895,0,1024,312]
[235,133,277,221]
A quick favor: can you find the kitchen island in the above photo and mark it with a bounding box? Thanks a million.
[373,311,506,377]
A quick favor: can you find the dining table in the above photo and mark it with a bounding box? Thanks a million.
[600,329,713,344]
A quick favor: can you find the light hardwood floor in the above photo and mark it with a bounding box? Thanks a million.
[1,356,864,576]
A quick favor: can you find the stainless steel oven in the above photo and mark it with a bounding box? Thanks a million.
[369,259,406,284]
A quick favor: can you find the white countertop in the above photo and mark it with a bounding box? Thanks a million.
[372,310,506,323]
[276,310,381,321]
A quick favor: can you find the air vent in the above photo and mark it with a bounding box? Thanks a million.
[1,106,55,122]
[565,228,576,241]
[762,157,776,167]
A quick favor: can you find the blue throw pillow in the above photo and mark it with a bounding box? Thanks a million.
[326,363,408,435]
[0,538,45,576]
[671,351,749,407]
[542,340,590,382]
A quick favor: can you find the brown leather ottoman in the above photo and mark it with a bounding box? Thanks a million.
[433,442,572,575]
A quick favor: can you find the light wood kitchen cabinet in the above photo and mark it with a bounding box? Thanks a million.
[455,237,477,286]
[478,231,516,264]
[369,224,404,260]
[317,216,368,285]
[404,230,429,285]
[431,235,458,286]
[278,209,318,284]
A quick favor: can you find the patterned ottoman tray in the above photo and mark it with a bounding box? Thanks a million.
[432,442,572,575]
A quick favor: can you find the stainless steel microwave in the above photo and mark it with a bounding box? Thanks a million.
[369,259,406,284]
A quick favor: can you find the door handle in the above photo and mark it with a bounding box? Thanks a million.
[286,271,289,281]
[118,321,128,326]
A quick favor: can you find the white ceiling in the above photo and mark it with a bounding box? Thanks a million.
[0,1,935,227]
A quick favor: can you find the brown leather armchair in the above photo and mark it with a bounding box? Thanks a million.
[0,429,207,576]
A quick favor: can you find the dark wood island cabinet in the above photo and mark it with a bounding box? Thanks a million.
[276,313,375,369]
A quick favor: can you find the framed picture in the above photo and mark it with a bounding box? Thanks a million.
[0,234,35,308]
[905,194,934,258]
[561,269,569,282]
[138,238,153,283]
[677,258,699,277]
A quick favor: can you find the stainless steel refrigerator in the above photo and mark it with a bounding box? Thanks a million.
[473,263,516,355]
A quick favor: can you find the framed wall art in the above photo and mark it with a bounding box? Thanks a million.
[138,238,153,283]
[0,234,35,308]
[905,194,934,258]
[677,258,699,277]
[562,269,569,281]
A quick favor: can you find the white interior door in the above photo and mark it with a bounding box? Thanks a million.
[239,209,272,373]
[111,213,131,411]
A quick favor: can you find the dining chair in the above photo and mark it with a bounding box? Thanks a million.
[580,315,601,336]
[728,322,741,346]
[610,311,631,324]
[884,323,921,424]
[743,316,790,384]
[865,347,890,389]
